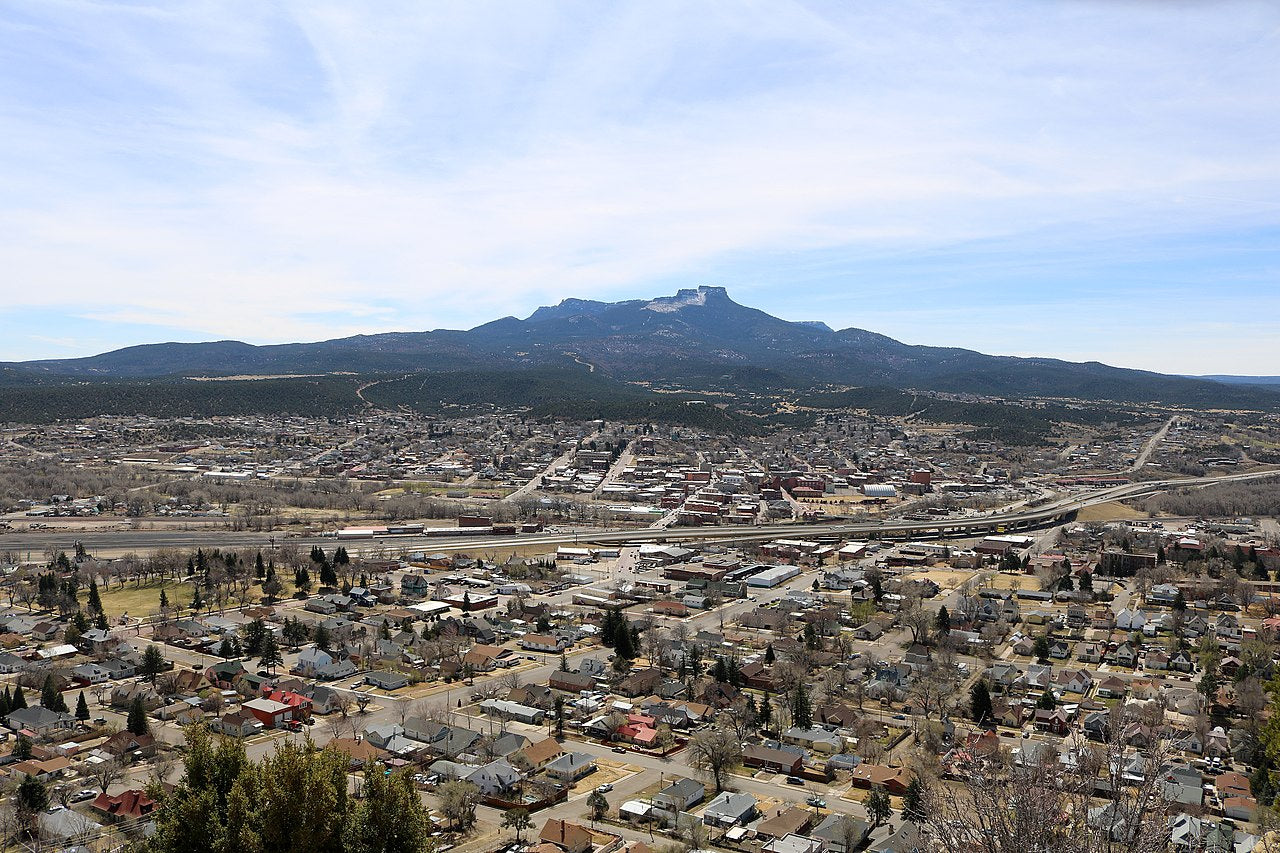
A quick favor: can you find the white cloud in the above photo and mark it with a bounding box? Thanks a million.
[0,0,1277,368]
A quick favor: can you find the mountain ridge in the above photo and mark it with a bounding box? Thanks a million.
[3,285,1276,409]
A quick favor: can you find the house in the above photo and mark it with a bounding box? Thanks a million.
[812,813,870,853]
[1111,643,1138,668]
[214,710,263,738]
[757,807,815,841]
[365,670,411,691]
[522,633,568,653]
[465,758,523,795]
[38,807,100,844]
[1076,642,1104,664]
[1096,676,1128,699]
[549,670,596,693]
[703,791,758,826]
[101,731,156,760]
[783,725,842,754]
[242,696,293,728]
[517,737,564,770]
[91,789,157,821]
[545,751,596,783]
[653,778,705,813]
[1116,609,1146,631]
[328,737,384,770]
[479,698,545,725]
[849,764,913,795]
[71,663,111,685]
[743,744,804,775]
[111,681,162,710]
[1055,669,1092,694]
[872,821,923,853]
[539,819,594,853]
[616,668,664,697]
[6,706,76,736]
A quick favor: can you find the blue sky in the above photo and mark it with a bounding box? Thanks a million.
[1,1,1277,374]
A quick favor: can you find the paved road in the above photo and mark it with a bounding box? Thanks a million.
[1131,416,1176,472]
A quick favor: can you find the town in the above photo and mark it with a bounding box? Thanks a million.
[0,403,1278,853]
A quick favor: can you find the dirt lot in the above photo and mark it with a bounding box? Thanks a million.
[915,568,979,591]
[1076,500,1146,522]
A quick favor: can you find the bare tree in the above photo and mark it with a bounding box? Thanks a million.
[91,757,126,793]
[921,720,1174,853]
[687,726,742,793]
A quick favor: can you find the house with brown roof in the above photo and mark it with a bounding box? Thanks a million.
[742,744,803,775]
[517,737,564,770]
[539,819,593,853]
[101,731,156,760]
[756,806,814,840]
[329,737,384,770]
[92,789,157,822]
[849,764,913,795]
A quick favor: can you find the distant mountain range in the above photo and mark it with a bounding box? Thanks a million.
[2,286,1276,417]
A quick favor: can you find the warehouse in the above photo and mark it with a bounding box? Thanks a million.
[746,565,802,588]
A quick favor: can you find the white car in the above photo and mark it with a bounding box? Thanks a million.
[595,783,613,793]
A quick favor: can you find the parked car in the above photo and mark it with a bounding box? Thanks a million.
[72,790,96,803]
[786,776,804,786]
[596,783,613,793]
[806,795,826,808]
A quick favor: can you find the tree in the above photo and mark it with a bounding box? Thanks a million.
[1198,670,1220,708]
[314,623,331,653]
[75,690,90,721]
[791,681,813,729]
[935,606,951,635]
[219,637,237,659]
[502,808,532,842]
[16,773,48,833]
[1037,689,1056,711]
[345,764,433,853]
[586,790,610,826]
[11,684,27,710]
[764,643,776,665]
[87,579,104,615]
[865,786,892,828]
[903,777,924,822]
[13,734,32,759]
[41,674,68,713]
[159,587,170,611]
[437,779,480,830]
[688,727,742,792]
[1033,635,1051,662]
[759,690,773,729]
[259,632,283,675]
[1173,589,1186,612]
[554,695,566,738]
[91,756,125,793]
[970,680,994,723]
[127,696,150,735]
[141,645,168,683]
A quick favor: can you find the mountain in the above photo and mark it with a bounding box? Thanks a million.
[1198,375,1280,387]
[4,285,1277,410]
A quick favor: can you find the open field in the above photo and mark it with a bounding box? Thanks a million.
[1076,500,1147,522]
[984,572,1035,592]
[914,568,978,591]
[88,579,195,619]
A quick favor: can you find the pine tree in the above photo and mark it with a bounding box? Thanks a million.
[935,606,951,634]
[12,685,26,709]
[126,696,149,735]
[791,681,813,729]
[759,691,773,727]
[159,588,169,610]
[0,687,9,717]
[259,632,283,674]
[615,620,636,660]
[903,777,924,821]
[75,691,90,721]
[96,611,109,631]
[87,579,103,615]
[970,680,993,723]
[41,674,68,713]
[255,551,266,579]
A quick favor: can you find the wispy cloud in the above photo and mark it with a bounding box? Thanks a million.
[0,0,1277,373]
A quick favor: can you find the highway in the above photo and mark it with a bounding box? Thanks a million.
[1,467,1274,559]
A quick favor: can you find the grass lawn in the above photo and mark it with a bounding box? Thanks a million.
[86,580,195,619]
[1076,500,1146,522]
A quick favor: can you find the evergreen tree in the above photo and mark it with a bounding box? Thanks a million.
[1173,590,1187,612]
[159,588,169,610]
[96,610,109,631]
[970,680,993,723]
[127,697,149,735]
[759,690,773,727]
[41,674,68,713]
[614,620,636,660]
[87,579,103,615]
[255,551,266,579]
[903,777,925,822]
[935,606,951,634]
[0,687,9,717]
[764,643,775,665]
[140,645,168,683]
[75,691,90,721]
[314,623,331,652]
[13,734,32,759]
[865,787,892,828]
[12,684,28,709]
[791,681,813,729]
[192,585,204,611]
[259,632,283,674]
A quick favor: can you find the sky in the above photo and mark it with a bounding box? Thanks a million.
[1,1,1278,375]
